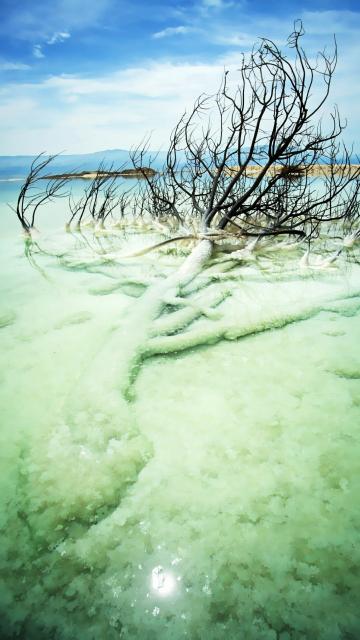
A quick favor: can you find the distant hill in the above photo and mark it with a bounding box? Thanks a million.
[0,149,167,179]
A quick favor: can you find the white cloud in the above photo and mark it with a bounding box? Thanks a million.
[33,45,45,59]
[32,31,70,61]
[47,31,71,45]
[43,59,233,99]
[0,59,235,154]
[201,0,234,9]
[1,10,360,154]
[0,0,111,42]
[213,32,262,48]
[0,61,31,71]
[152,25,192,39]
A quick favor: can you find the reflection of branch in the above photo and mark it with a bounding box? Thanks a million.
[24,238,51,280]
[23,236,68,280]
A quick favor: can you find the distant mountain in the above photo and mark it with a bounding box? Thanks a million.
[0,149,167,179]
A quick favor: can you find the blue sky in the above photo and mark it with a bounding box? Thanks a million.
[0,0,359,154]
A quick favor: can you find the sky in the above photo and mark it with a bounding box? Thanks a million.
[0,0,359,154]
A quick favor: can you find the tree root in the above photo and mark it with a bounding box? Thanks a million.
[151,284,231,337]
[61,237,359,414]
[146,291,360,357]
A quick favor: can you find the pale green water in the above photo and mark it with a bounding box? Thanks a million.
[1,182,360,639]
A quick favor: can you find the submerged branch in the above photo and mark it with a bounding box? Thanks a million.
[146,290,360,357]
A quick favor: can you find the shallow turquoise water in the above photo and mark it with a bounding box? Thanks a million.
[1,182,360,639]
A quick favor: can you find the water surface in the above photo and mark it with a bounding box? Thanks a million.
[0,182,359,639]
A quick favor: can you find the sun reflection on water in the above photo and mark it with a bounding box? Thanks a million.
[151,565,177,597]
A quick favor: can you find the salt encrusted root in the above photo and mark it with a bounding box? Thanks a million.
[150,284,231,337]
[146,290,360,357]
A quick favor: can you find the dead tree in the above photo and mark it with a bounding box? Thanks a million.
[12,24,360,386]
[67,163,115,230]
[132,22,360,251]
[66,162,138,232]
[9,153,68,237]
[64,21,358,403]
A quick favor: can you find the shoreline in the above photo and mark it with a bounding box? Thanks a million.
[1,164,359,183]
[43,168,157,180]
[227,163,360,177]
